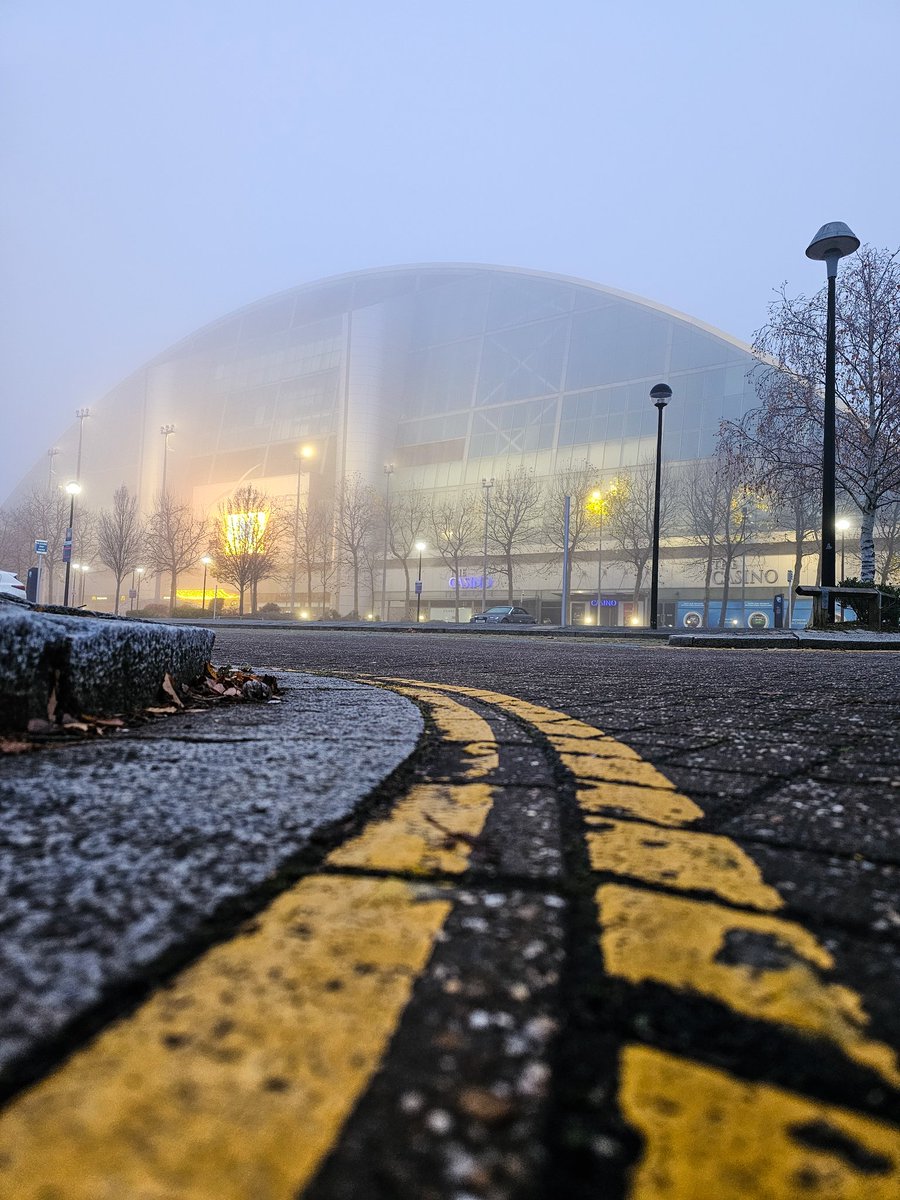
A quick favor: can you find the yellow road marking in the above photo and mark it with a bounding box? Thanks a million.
[599,885,900,1088]
[578,781,704,827]
[384,680,703,828]
[588,821,783,910]
[327,781,494,874]
[621,1044,900,1199]
[388,681,900,1166]
[0,877,451,1200]
[328,687,497,874]
[0,686,498,1199]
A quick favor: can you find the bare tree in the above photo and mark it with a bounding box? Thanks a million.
[681,459,731,625]
[211,484,282,616]
[291,498,331,611]
[606,460,674,606]
[488,466,544,603]
[429,491,481,622]
[335,474,379,617]
[875,501,900,585]
[144,492,209,615]
[96,485,143,615]
[741,244,900,581]
[9,487,71,603]
[543,460,599,622]
[387,487,429,617]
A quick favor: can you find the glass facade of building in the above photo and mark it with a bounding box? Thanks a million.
[15,264,783,619]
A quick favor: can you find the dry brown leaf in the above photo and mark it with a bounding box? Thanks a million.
[27,718,54,734]
[47,687,58,722]
[1,739,32,754]
[161,674,184,708]
[145,705,179,715]
[83,715,126,727]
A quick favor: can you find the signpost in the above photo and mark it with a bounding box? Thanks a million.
[33,539,48,604]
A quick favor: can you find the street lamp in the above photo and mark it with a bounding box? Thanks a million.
[201,556,213,611]
[135,566,144,610]
[62,480,82,606]
[290,444,317,619]
[381,463,395,620]
[588,481,617,626]
[160,423,176,496]
[415,539,427,623]
[46,447,60,488]
[481,477,494,614]
[648,384,672,629]
[806,221,860,621]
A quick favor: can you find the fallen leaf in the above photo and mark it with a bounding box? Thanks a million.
[145,705,179,715]
[457,1087,515,1123]
[83,716,126,727]
[1,739,32,754]
[47,687,58,722]
[160,673,184,708]
[27,718,54,734]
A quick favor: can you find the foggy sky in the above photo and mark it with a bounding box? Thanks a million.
[1,0,897,501]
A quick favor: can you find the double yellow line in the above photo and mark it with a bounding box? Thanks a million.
[409,682,900,1199]
[1,679,897,1199]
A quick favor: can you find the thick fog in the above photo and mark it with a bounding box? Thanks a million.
[1,0,897,500]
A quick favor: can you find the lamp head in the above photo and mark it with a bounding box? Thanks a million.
[65,480,81,496]
[201,555,213,565]
[650,383,672,409]
[806,221,860,263]
[299,444,316,460]
[415,540,427,553]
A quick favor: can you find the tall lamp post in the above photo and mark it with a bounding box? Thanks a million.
[381,463,395,620]
[415,539,427,623]
[47,447,60,488]
[290,444,316,618]
[481,477,494,614]
[649,383,672,629]
[160,423,176,496]
[62,481,82,606]
[805,222,859,622]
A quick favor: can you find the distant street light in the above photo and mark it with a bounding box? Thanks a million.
[201,556,213,611]
[381,463,395,620]
[481,477,494,614]
[415,539,427,623]
[46,447,60,488]
[648,383,672,629]
[135,566,144,610]
[62,480,82,607]
[805,222,860,621]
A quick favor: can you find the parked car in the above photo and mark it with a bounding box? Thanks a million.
[469,605,536,625]
[0,570,27,600]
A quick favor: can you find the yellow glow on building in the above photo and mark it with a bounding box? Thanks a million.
[225,511,268,552]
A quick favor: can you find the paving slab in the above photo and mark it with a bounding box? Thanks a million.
[0,674,422,1076]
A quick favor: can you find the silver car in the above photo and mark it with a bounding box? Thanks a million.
[469,605,536,625]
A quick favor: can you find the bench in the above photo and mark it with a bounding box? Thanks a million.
[795,585,884,629]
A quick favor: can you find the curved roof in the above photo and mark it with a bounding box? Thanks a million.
[150,261,755,367]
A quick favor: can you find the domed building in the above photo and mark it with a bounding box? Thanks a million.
[10,265,800,624]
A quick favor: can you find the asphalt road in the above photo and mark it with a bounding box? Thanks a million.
[2,628,899,1199]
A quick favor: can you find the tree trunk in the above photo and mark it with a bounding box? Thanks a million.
[718,554,735,628]
[859,503,876,582]
[453,574,461,623]
[113,573,123,615]
[702,550,714,625]
[506,550,515,604]
[238,584,245,616]
[169,569,177,614]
